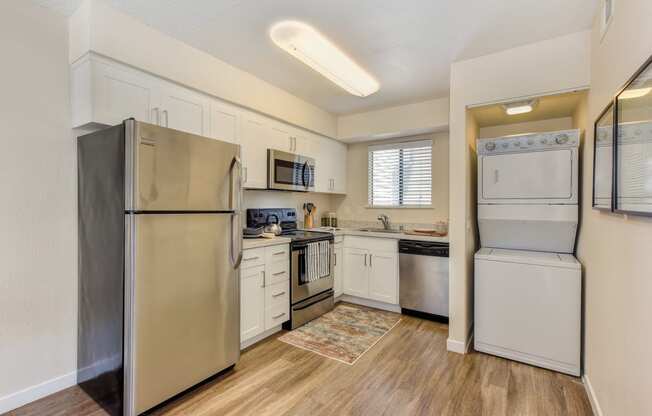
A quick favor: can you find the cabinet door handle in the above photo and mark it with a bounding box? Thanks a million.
[244,167,248,184]
[262,271,266,288]
[364,253,367,266]
[272,291,286,298]
[152,107,160,125]
[273,271,286,276]
[162,109,169,127]
[273,251,286,256]
[244,256,260,261]
[272,312,286,319]
[334,253,337,266]
[369,254,372,267]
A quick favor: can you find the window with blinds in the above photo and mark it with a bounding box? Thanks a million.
[368,139,432,207]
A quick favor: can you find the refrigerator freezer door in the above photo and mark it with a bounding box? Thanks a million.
[129,213,239,414]
[128,121,240,212]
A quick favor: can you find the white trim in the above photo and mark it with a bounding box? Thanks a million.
[240,325,283,350]
[365,203,434,211]
[600,0,615,41]
[447,324,474,354]
[339,295,401,313]
[368,139,432,152]
[583,374,604,416]
[0,371,77,414]
[447,338,467,354]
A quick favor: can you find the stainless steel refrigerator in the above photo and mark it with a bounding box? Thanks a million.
[77,120,243,415]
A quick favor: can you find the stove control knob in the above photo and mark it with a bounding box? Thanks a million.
[484,142,496,151]
[501,142,509,148]
[555,134,569,145]
[527,138,534,145]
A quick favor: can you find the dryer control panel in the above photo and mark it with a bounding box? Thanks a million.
[477,129,580,155]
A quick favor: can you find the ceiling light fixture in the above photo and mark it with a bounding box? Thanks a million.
[619,87,652,99]
[503,99,538,115]
[270,21,379,97]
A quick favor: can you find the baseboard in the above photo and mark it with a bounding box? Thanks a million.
[339,295,401,313]
[582,374,603,416]
[0,370,76,414]
[240,325,283,350]
[447,324,474,354]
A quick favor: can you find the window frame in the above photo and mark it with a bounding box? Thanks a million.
[367,139,433,209]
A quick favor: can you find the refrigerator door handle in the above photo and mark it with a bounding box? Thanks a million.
[229,156,243,269]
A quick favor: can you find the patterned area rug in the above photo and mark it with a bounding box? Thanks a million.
[278,303,401,365]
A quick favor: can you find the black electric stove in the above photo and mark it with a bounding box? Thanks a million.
[246,208,333,244]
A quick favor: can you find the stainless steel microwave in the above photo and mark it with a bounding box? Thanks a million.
[268,149,315,192]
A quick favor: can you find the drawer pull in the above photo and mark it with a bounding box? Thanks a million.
[272,312,286,319]
[244,256,260,261]
[273,251,286,256]
[272,291,286,298]
[273,271,286,276]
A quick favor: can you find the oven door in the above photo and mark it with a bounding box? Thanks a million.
[291,241,333,304]
[268,149,315,192]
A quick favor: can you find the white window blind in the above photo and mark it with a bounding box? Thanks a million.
[368,139,432,207]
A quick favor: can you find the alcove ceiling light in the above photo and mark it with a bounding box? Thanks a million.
[270,21,380,97]
[503,99,539,115]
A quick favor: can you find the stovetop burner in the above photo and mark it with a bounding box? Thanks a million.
[246,208,333,244]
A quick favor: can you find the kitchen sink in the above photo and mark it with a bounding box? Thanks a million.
[357,228,401,233]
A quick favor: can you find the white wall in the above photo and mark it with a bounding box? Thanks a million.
[0,1,77,412]
[337,98,449,142]
[577,1,652,414]
[447,31,591,350]
[335,132,449,226]
[478,116,574,138]
[69,0,338,138]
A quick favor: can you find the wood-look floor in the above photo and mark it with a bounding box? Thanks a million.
[6,313,592,416]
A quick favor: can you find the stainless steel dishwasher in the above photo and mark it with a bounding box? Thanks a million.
[399,240,449,321]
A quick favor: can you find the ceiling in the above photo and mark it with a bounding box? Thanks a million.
[471,91,588,127]
[34,0,597,115]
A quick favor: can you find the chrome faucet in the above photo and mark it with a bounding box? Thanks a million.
[377,214,391,230]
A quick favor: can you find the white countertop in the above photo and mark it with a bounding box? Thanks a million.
[309,227,449,243]
[242,236,292,250]
[242,227,448,250]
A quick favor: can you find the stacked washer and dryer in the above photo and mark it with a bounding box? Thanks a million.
[474,129,582,376]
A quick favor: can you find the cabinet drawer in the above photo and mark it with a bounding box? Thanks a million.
[265,280,289,309]
[344,236,397,253]
[267,261,289,285]
[266,302,289,329]
[266,244,289,263]
[242,248,265,269]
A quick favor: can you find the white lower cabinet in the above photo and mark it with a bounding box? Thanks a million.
[342,237,399,305]
[240,244,290,345]
[240,265,266,341]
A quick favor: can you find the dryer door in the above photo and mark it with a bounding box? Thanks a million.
[481,149,574,201]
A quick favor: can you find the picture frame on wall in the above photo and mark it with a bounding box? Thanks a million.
[593,101,615,211]
[614,54,652,216]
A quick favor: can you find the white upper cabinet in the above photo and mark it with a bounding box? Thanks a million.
[269,123,294,153]
[155,83,209,136]
[71,54,347,195]
[72,56,155,127]
[209,100,240,144]
[315,136,347,194]
[240,113,269,189]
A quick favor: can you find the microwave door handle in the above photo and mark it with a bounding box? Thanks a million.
[302,161,309,188]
